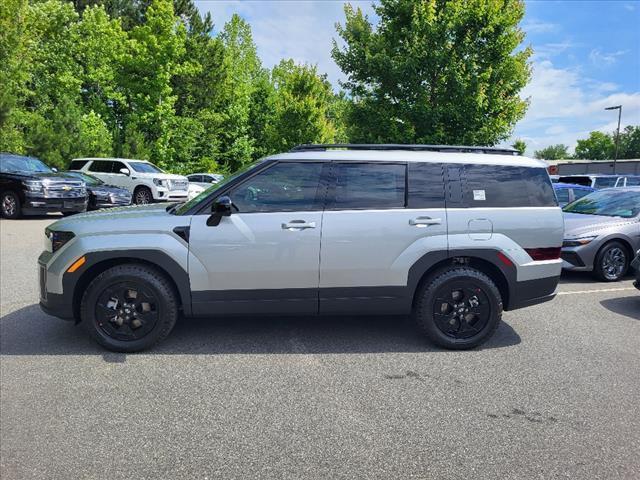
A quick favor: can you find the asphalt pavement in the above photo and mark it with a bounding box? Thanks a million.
[1,216,639,479]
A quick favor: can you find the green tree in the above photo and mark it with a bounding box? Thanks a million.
[618,125,640,159]
[534,144,569,160]
[512,139,526,155]
[265,60,337,152]
[332,0,531,145]
[574,131,614,160]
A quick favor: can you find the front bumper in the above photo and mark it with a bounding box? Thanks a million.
[154,188,188,202]
[561,243,599,272]
[38,261,74,320]
[23,195,88,215]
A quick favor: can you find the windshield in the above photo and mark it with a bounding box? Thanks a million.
[563,190,640,218]
[172,160,264,215]
[0,154,52,174]
[65,171,104,186]
[129,162,164,174]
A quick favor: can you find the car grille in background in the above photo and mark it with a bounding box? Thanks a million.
[43,180,85,198]
[169,180,188,191]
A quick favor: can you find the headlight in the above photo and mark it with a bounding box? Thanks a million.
[45,228,75,253]
[24,180,44,193]
[153,179,168,187]
[563,236,597,247]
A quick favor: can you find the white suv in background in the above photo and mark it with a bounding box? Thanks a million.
[70,158,189,205]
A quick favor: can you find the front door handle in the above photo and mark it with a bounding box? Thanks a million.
[282,220,316,230]
[409,217,442,227]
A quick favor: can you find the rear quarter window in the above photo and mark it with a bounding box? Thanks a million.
[463,165,557,208]
[69,160,89,170]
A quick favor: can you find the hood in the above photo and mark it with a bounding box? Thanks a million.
[563,212,637,238]
[2,171,82,181]
[48,203,175,235]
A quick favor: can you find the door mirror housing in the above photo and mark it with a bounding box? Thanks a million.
[119,168,130,176]
[207,195,232,226]
[51,167,58,173]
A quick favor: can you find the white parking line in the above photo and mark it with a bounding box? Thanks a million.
[558,287,636,295]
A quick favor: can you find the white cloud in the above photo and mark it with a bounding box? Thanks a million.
[511,60,640,155]
[522,19,559,34]
[589,48,628,66]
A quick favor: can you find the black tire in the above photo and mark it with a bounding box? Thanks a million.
[414,267,503,350]
[62,211,81,217]
[80,264,178,352]
[133,186,152,205]
[593,241,629,282]
[1,191,21,219]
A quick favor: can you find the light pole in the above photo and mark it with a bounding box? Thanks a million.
[605,105,622,173]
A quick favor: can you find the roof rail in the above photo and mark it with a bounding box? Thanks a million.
[290,144,520,155]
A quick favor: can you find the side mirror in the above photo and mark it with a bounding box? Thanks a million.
[119,168,130,176]
[51,167,58,172]
[207,195,232,226]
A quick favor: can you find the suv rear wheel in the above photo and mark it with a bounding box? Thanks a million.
[1,191,21,219]
[80,264,178,352]
[414,267,503,349]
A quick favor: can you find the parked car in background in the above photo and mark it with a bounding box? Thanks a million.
[39,143,563,352]
[187,182,206,200]
[1,153,87,219]
[187,173,224,189]
[632,250,640,290]
[69,158,189,205]
[65,172,131,210]
[549,175,560,183]
[561,187,640,281]
[558,174,640,189]
[553,183,596,207]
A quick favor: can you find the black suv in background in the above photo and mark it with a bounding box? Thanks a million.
[0,153,87,219]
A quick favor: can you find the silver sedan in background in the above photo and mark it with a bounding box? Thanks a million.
[561,187,640,281]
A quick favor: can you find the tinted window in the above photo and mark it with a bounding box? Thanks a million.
[625,176,640,186]
[69,159,89,170]
[463,165,557,207]
[408,163,445,208]
[330,163,406,209]
[555,188,570,203]
[88,161,113,173]
[188,175,202,182]
[593,177,617,188]
[559,176,591,187]
[573,188,592,200]
[112,161,127,173]
[229,162,323,213]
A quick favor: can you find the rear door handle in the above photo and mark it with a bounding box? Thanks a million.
[409,217,442,227]
[282,220,316,230]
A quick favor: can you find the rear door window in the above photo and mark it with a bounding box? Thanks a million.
[408,163,445,208]
[88,161,114,173]
[329,163,406,209]
[463,165,557,207]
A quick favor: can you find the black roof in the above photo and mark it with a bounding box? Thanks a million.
[290,144,520,156]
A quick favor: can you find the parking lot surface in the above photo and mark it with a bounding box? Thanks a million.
[1,217,639,479]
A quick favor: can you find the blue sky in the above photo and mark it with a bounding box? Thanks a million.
[195,1,640,155]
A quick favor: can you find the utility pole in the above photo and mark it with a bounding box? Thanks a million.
[605,105,622,174]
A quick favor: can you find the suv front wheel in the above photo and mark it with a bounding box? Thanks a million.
[133,186,152,205]
[80,264,178,352]
[414,267,503,349]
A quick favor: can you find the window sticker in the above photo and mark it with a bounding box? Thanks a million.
[473,189,486,201]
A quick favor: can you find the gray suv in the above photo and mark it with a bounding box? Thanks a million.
[38,144,563,352]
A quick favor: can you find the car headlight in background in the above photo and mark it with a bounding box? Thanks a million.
[45,229,75,253]
[153,179,169,188]
[24,180,44,193]
[562,236,597,247]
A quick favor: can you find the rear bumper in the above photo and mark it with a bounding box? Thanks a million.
[507,276,560,311]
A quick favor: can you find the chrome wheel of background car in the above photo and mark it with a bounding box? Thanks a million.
[95,282,159,341]
[601,247,627,281]
[432,282,491,339]
[135,189,151,205]
[2,194,17,217]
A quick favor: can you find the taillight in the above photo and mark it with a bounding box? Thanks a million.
[525,247,561,261]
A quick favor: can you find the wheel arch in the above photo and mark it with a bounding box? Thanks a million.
[67,250,192,322]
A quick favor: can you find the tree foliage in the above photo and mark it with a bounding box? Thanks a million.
[512,139,526,155]
[534,144,569,161]
[332,0,531,145]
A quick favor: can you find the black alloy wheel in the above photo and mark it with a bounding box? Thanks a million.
[432,282,492,339]
[1,191,21,219]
